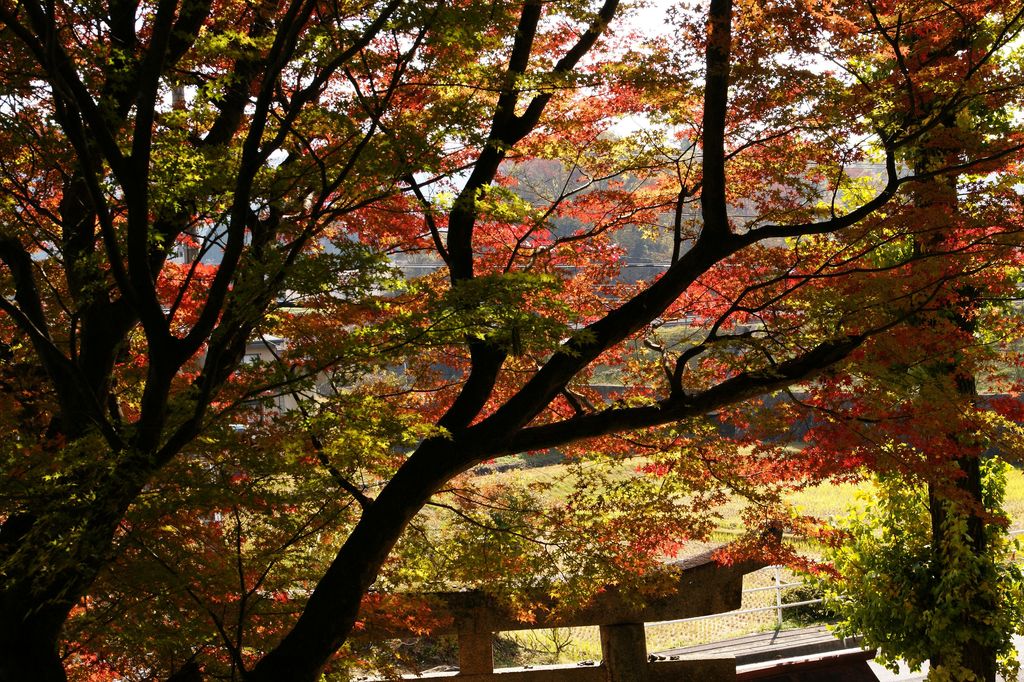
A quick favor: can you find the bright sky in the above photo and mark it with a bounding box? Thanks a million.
[622,0,677,36]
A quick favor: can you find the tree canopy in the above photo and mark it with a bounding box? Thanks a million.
[2,0,1024,679]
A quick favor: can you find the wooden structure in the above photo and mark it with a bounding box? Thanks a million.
[736,650,878,682]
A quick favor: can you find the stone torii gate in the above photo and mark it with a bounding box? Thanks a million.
[381,551,768,682]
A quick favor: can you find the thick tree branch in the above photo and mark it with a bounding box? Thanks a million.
[699,0,732,241]
[183,0,402,360]
[405,173,450,265]
[502,334,869,455]
[512,0,620,140]
[0,1,128,177]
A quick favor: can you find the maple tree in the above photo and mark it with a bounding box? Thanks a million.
[791,31,1024,676]
[795,203,1024,681]
[2,0,1024,680]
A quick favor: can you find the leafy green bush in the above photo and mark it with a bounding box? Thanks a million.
[781,583,837,627]
[812,460,1024,681]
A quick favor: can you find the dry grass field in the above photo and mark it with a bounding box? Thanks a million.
[475,461,1024,666]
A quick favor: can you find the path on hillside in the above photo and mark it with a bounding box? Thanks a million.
[656,624,860,665]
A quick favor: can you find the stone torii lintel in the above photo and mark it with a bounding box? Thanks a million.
[368,549,769,682]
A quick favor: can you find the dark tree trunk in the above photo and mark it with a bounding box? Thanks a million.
[928,459,997,682]
[246,437,464,682]
[927,359,996,682]
[913,94,999,679]
[0,453,146,682]
[0,600,68,682]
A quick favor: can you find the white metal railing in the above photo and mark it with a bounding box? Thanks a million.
[646,565,813,630]
[647,528,1024,632]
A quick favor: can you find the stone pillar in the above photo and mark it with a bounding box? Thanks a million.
[599,623,648,682]
[458,629,493,675]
